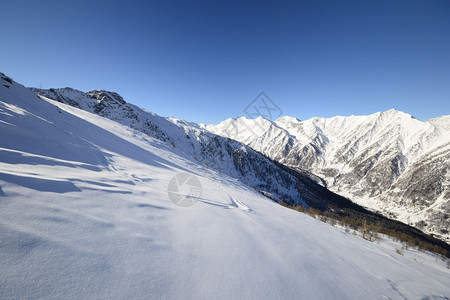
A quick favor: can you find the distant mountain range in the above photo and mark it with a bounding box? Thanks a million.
[207,111,450,241]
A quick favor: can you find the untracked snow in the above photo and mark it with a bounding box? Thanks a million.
[1,76,450,299]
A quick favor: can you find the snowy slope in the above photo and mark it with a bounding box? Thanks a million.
[429,115,450,131]
[208,111,450,241]
[32,87,313,207]
[1,74,450,298]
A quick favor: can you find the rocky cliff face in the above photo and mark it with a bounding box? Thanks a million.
[207,111,450,241]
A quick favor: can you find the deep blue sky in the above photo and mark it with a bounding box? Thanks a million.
[1,0,449,124]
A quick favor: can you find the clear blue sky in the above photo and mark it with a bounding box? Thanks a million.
[1,0,449,124]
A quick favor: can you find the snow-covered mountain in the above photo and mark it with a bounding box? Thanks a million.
[2,73,450,299]
[207,111,450,241]
[31,87,307,205]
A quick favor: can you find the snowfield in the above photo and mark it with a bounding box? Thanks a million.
[1,76,450,299]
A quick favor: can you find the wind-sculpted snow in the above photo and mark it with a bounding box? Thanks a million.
[1,73,450,299]
[208,111,450,241]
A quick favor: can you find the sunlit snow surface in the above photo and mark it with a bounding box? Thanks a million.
[0,79,449,299]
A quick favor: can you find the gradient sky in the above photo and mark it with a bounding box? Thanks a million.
[1,0,449,124]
